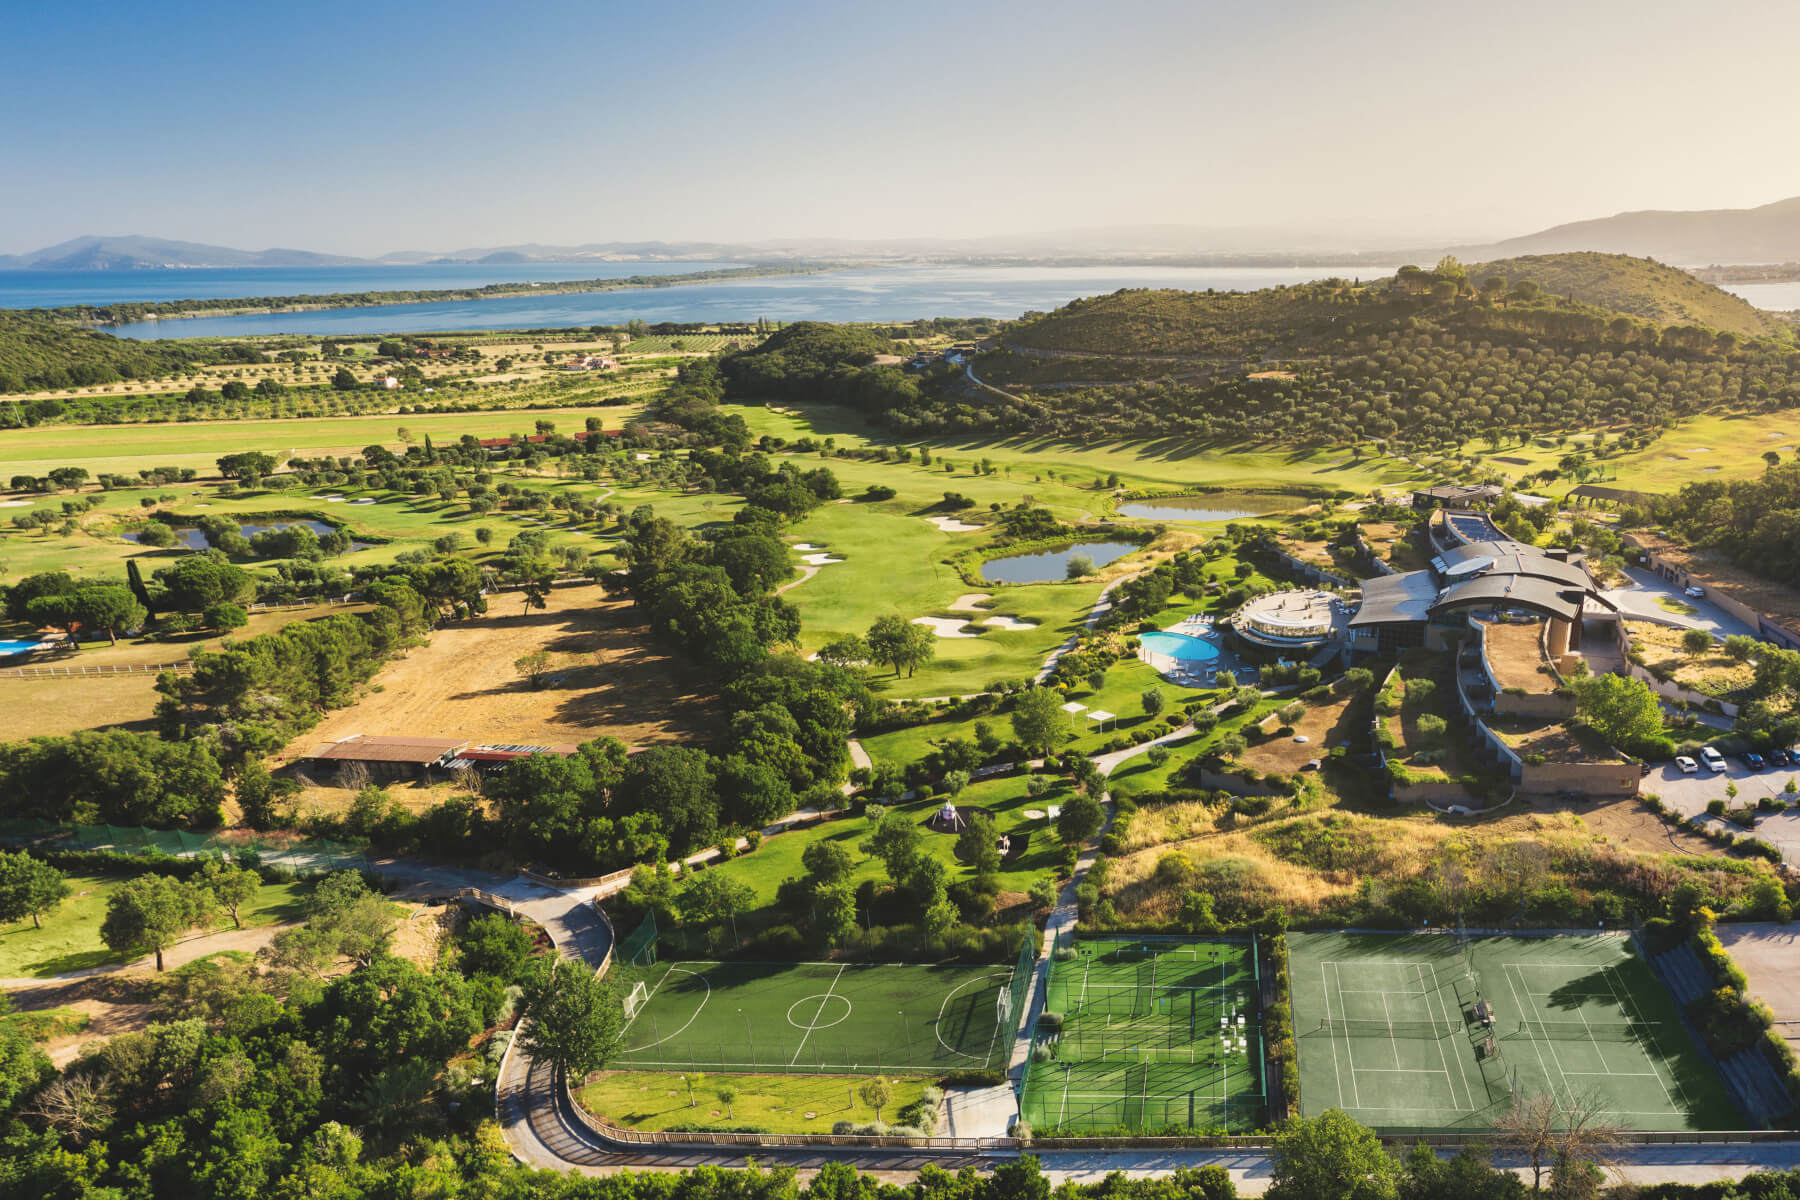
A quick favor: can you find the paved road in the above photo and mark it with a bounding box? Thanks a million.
[1602,566,1759,640]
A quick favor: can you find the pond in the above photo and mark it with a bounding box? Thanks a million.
[980,540,1137,584]
[127,519,368,552]
[1117,493,1298,522]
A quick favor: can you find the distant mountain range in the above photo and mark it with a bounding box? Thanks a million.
[18,196,1800,271]
[1455,196,1800,266]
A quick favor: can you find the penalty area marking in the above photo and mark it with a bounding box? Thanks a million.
[621,967,711,1051]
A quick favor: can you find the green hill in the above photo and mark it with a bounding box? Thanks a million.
[1464,252,1776,337]
[0,310,220,393]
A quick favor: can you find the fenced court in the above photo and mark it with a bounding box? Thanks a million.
[1019,935,1266,1133]
[1289,932,1740,1132]
[610,959,1015,1075]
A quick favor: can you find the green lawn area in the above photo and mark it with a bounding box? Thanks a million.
[0,872,311,978]
[708,773,1069,907]
[576,1070,934,1132]
[0,406,647,478]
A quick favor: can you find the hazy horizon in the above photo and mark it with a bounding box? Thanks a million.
[8,0,1800,257]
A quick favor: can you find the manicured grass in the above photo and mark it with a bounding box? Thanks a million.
[0,873,310,978]
[612,959,1011,1074]
[708,773,1068,905]
[0,406,646,477]
[1657,596,1700,616]
[577,1071,935,1132]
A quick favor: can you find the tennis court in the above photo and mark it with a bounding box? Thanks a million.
[1289,932,1740,1131]
[611,959,1017,1075]
[1019,935,1266,1133]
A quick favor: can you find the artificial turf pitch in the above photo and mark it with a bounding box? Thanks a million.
[612,960,1015,1075]
[1019,936,1267,1133]
[1289,932,1741,1131]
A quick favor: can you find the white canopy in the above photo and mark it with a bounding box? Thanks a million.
[1060,701,1088,714]
[1087,709,1116,724]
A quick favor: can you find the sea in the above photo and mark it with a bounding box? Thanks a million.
[0,263,1397,339]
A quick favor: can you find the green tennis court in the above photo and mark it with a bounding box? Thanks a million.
[1289,932,1740,1131]
[612,959,1015,1075]
[1019,935,1267,1133]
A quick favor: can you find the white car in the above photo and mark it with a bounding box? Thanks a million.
[1675,756,1699,774]
[1685,585,1706,598]
[1700,746,1727,773]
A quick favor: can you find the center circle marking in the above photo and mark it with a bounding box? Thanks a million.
[786,993,853,1030]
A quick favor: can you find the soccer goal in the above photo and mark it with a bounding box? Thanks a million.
[624,980,649,1022]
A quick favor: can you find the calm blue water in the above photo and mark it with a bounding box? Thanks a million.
[1139,630,1222,664]
[0,261,742,310]
[1118,494,1298,522]
[96,264,1394,338]
[0,640,48,657]
[981,540,1138,584]
[1719,281,1800,312]
[125,519,365,551]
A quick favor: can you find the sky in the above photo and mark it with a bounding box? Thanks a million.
[6,0,1800,256]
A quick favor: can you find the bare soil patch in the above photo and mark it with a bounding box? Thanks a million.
[288,583,715,754]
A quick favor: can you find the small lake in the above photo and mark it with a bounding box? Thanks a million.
[1117,493,1297,522]
[981,540,1138,584]
[127,519,367,552]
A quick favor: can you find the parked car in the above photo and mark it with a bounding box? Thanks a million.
[1701,746,1727,772]
[1675,756,1699,774]
[1768,748,1791,767]
[1745,752,1767,770]
[1685,585,1706,598]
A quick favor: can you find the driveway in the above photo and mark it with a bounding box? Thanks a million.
[1646,759,1800,860]
[1601,566,1759,640]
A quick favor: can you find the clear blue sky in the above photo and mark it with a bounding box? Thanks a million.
[6,0,1800,256]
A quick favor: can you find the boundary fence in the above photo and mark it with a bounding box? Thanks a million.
[0,660,194,679]
[0,818,368,874]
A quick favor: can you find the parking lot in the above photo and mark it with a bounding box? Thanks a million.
[1647,756,1800,862]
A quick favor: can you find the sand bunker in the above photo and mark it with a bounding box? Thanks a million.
[949,593,992,611]
[912,617,979,638]
[801,553,843,565]
[981,616,1038,631]
[0,501,29,508]
[927,515,982,533]
[792,543,820,551]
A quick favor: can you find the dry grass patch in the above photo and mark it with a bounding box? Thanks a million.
[1485,620,1557,693]
[1242,695,1355,775]
[1628,620,1754,698]
[287,583,716,754]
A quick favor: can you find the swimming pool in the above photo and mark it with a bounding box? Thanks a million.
[1140,630,1222,664]
[0,640,46,657]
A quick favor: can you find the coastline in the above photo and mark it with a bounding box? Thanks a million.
[53,262,844,327]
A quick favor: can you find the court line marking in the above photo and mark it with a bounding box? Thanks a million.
[1330,962,1363,1108]
[789,962,847,1067]
[1598,961,1691,1115]
[1419,961,1473,1112]
[618,966,711,1051]
[1506,961,1685,1115]
[1501,962,1565,1106]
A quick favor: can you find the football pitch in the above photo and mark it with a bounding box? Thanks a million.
[1289,932,1740,1131]
[1019,936,1267,1133]
[612,959,1016,1075]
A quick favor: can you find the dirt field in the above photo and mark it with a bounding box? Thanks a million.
[1485,620,1554,693]
[286,583,715,757]
[1243,695,1356,773]
[0,601,376,740]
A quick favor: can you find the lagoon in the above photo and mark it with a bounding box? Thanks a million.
[106,264,1397,339]
[981,540,1138,584]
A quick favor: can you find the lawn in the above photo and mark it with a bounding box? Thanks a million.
[575,1070,936,1133]
[0,872,310,978]
[706,773,1069,906]
[610,958,1013,1074]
